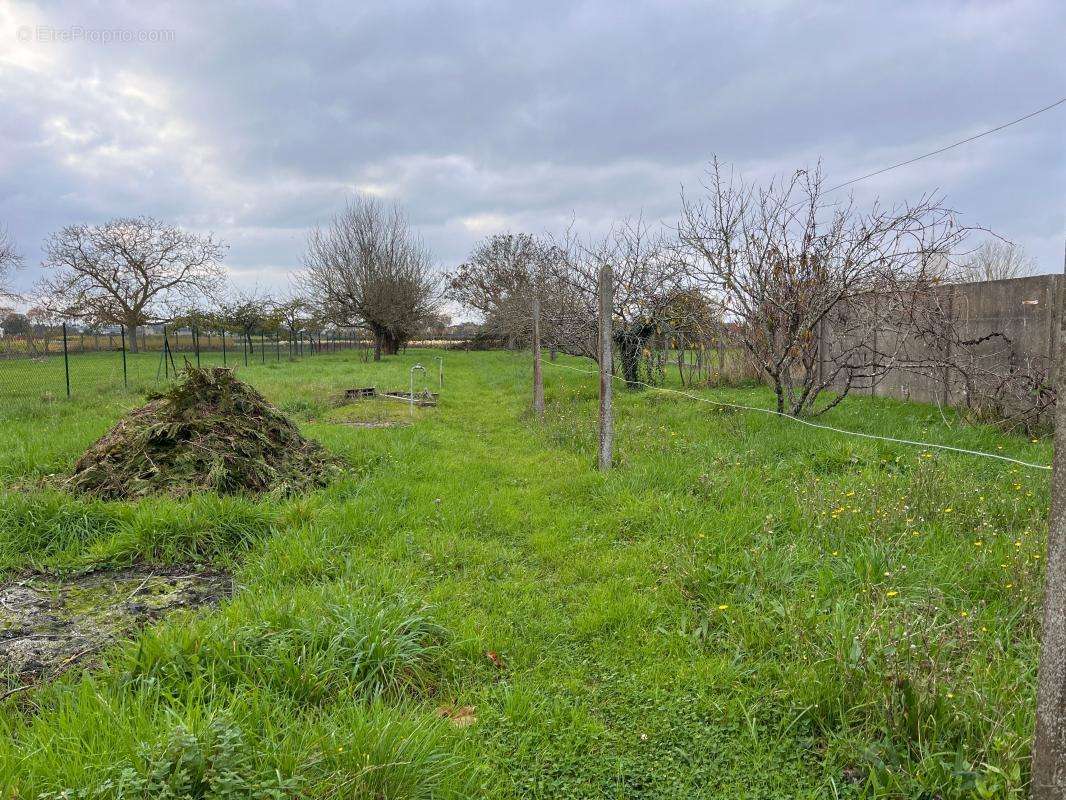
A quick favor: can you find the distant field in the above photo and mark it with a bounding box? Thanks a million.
[0,341,365,402]
[0,349,1052,798]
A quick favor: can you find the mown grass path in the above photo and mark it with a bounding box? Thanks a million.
[0,350,1052,798]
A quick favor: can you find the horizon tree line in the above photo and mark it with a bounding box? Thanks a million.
[0,159,1048,398]
[0,195,445,359]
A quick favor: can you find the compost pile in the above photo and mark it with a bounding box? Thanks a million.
[68,367,339,499]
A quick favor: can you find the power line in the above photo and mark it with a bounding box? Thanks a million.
[825,97,1066,193]
[541,359,1052,472]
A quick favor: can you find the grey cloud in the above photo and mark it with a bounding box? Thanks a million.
[1,0,1063,299]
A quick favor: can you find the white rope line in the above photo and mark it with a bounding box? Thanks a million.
[540,359,1052,472]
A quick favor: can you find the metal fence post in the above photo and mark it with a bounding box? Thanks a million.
[61,322,71,398]
[193,325,201,368]
[221,329,228,367]
[120,325,128,388]
[162,325,170,379]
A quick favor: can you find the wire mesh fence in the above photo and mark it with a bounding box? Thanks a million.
[0,322,375,403]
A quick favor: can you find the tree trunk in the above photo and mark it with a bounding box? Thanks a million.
[125,319,141,353]
[614,331,644,389]
[382,330,401,356]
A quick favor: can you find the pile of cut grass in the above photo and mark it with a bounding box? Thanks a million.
[68,367,340,499]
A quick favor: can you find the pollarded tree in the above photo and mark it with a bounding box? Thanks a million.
[37,217,226,352]
[302,195,439,361]
[678,158,969,416]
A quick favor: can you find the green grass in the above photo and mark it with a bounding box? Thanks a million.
[0,349,1052,798]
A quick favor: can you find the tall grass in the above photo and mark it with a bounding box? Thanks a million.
[0,349,1052,798]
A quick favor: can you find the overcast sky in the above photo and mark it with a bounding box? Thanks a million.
[1,0,1063,300]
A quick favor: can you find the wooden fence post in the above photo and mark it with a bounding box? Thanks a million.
[532,296,544,417]
[1032,252,1066,799]
[598,264,614,471]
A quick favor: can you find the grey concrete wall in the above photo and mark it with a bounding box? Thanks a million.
[822,273,1062,409]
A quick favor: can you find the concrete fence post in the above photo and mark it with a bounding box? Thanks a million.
[532,295,544,417]
[1032,250,1066,799]
[598,264,614,471]
[1050,273,1063,391]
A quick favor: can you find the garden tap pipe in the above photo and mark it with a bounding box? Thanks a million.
[409,364,427,416]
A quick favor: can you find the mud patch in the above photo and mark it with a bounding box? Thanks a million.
[0,566,231,682]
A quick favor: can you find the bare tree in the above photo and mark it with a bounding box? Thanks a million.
[657,288,723,387]
[449,233,544,348]
[552,219,687,387]
[275,290,313,337]
[678,159,969,416]
[302,195,438,360]
[0,225,24,302]
[914,296,1057,434]
[37,217,226,352]
[448,232,588,355]
[218,288,277,344]
[960,239,1035,282]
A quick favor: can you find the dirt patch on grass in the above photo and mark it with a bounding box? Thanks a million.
[0,566,231,682]
[329,396,424,429]
[68,367,341,499]
[340,419,409,429]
